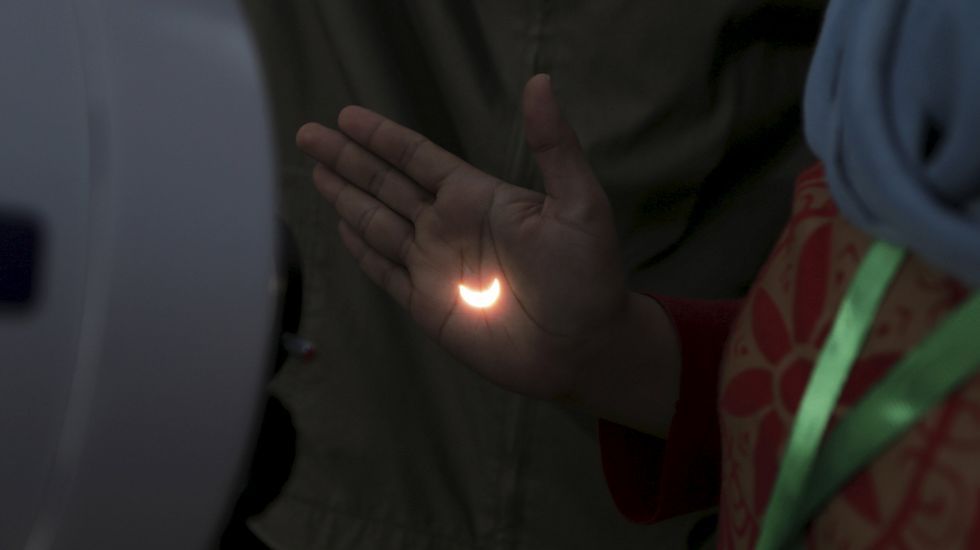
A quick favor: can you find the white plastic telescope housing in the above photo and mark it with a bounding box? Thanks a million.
[0,1,277,548]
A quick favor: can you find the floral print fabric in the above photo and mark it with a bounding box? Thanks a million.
[601,163,980,549]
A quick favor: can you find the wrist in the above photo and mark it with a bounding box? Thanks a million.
[564,292,682,437]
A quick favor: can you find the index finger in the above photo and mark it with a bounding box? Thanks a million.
[337,106,468,194]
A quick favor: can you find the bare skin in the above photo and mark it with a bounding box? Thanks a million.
[296,74,681,436]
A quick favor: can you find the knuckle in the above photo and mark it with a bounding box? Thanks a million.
[398,232,414,262]
[331,139,355,170]
[367,165,391,196]
[355,204,380,234]
[365,118,388,150]
[397,137,426,170]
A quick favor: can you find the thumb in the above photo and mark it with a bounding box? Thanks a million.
[522,74,602,209]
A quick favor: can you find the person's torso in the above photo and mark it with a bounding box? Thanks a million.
[716,163,980,549]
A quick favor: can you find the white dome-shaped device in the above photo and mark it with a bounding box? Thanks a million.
[0,1,277,549]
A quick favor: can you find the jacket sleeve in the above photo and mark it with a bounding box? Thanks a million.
[598,295,742,523]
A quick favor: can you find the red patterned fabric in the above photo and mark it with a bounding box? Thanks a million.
[600,164,980,549]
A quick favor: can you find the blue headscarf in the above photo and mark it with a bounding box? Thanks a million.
[805,0,980,287]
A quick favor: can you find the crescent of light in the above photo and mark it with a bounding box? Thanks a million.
[458,277,501,309]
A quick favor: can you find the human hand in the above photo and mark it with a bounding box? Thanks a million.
[296,75,633,401]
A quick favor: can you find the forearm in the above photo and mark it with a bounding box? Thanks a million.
[564,292,683,438]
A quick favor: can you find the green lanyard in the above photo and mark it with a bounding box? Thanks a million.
[755,241,980,550]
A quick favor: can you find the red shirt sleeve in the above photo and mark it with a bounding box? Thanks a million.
[599,295,742,523]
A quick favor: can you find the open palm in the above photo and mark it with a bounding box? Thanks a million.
[297,75,630,399]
